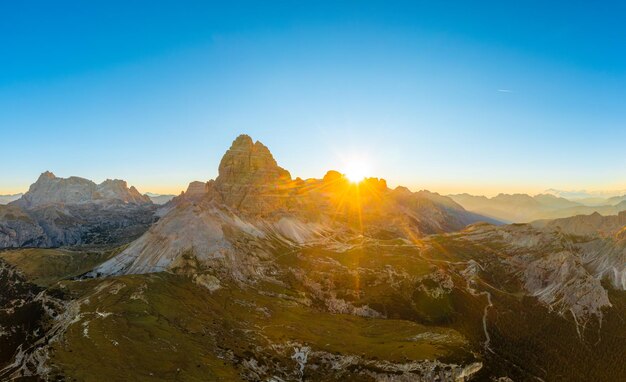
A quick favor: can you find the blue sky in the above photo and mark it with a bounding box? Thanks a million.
[1,1,625,195]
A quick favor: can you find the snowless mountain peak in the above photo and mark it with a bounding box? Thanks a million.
[15,172,151,209]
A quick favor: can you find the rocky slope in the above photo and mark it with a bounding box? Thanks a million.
[14,172,151,209]
[3,135,625,381]
[93,134,497,277]
[7,214,626,381]
[0,259,66,377]
[0,204,48,247]
[0,173,156,248]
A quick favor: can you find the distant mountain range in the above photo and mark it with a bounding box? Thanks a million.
[449,192,626,223]
[0,193,22,205]
[1,190,175,206]
[0,172,156,248]
[544,188,626,206]
[144,192,177,205]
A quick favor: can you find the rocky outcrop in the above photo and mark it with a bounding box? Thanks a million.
[213,135,292,214]
[0,259,65,375]
[0,173,156,248]
[463,223,622,323]
[96,179,151,204]
[541,211,626,237]
[93,134,496,278]
[0,205,48,247]
[14,172,151,209]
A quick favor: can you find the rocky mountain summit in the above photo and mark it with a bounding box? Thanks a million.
[14,172,150,209]
[93,134,496,277]
[0,173,156,248]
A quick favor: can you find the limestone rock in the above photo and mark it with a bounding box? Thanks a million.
[15,172,151,209]
[214,134,292,214]
[0,205,48,247]
[0,173,156,248]
[93,134,498,279]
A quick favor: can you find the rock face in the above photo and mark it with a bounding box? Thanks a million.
[463,222,625,322]
[541,211,626,237]
[0,173,156,248]
[15,172,151,209]
[0,205,48,248]
[90,134,625,323]
[93,134,497,277]
[91,135,626,350]
[214,135,292,214]
[0,259,65,374]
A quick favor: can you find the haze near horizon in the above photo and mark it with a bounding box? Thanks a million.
[1,1,625,195]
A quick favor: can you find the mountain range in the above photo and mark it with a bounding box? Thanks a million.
[0,134,624,381]
[0,193,22,205]
[544,188,626,205]
[450,192,626,223]
[91,134,498,277]
[0,172,156,248]
[145,192,177,205]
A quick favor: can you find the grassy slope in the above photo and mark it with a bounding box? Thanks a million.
[48,273,471,381]
[0,247,121,286]
[425,233,626,382]
[4,230,624,381]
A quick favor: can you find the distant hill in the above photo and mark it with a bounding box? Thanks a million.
[0,193,22,205]
[449,193,626,223]
[544,188,626,206]
[145,192,177,205]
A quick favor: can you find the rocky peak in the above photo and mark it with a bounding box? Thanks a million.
[322,170,344,183]
[17,174,97,208]
[38,171,56,180]
[213,135,292,213]
[216,135,291,186]
[14,173,151,208]
[97,179,151,204]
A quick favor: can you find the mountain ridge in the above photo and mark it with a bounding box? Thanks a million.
[0,173,156,248]
[450,192,626,223]
[93,134,498,277]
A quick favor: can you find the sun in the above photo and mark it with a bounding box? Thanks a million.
[344,161,369,183]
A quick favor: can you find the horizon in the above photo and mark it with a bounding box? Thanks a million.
[2,2,626,196]
[4,139,626,199]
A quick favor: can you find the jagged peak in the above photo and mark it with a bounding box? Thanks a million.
[186,181,208,195]
[100,178,128,187]
[216,134,291,183]
[323,170,343,182]
[37,171,56,181]
[231,134,254,148]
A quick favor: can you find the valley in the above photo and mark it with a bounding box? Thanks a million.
[1,135,625,381]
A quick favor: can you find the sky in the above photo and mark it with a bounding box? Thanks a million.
[1,1,626,196]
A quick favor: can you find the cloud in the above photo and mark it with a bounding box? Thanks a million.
[497,89,513,93]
